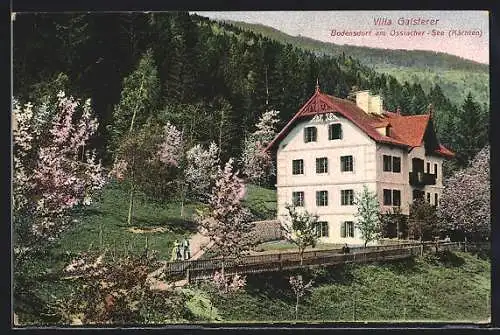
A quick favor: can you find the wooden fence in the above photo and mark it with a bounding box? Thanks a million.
[164,241,487,283]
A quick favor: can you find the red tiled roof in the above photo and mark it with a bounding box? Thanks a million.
[265,89,454,158]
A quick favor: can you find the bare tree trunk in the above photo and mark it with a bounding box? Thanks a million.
[218,110,224,160]
[127,182,135,225]
[180,184,186,217]
[295,295,299,320]
[128,75,145,133]
[420,236,424,257]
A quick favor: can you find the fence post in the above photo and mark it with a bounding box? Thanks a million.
[464,237,467,252]
[278,253,282,270]
[352,293,356,321]
[186,269,190,284]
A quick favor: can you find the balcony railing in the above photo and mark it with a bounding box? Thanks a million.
[409,171,436,186]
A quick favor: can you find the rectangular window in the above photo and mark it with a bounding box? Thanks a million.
[426,162,430,173]
[329,123,342,140]
[341,190,354,206]
[434,193,438,206]
[341,221,355,238]
[426,192,431,203]
[316,157,328,174]
[292,159,304,175]
[393,190,401,206]
[383,189,392,206]
[392,157,401,173]
[316,190,328,206]
[434,163,438,178]
[292,191,304,207]
[340,155,353,172]
[304,126,317,143]
[383,155,392,172]
[315,221,329,237]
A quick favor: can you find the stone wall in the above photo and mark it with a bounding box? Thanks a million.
[252,220,283,243]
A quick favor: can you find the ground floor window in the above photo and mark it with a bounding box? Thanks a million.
[340,221,355,238]
[315,221,329,237]
[341,189,354,205]
[292,191,304,207]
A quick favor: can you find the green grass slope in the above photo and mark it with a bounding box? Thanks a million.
[243,184,277,220]
[207,251,490,322]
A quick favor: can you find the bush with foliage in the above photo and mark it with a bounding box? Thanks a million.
[47,250,189,324]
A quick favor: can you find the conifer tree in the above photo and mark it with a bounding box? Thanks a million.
[110,48,160,152]
[453,92,488,166]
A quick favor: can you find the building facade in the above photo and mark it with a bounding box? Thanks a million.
[265,86,454,245]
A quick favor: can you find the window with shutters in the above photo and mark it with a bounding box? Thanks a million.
[304,126,317,143]
[434,193,438,206]
[341,221,355,238]
[426,192,431,203]
[426,162,431,173]
[316,190,328,206]
[316,157,328,173]
[292,159,304,175]
[292,191,304,207]
[315,221,329,237]
[341,190,354,205]
[328,123,342,140]
[434,163,438,177]
[340,155,353,172]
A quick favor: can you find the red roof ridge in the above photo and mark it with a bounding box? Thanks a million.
[265,90,454,159]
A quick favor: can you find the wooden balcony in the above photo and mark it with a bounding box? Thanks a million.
[409,171,436,186]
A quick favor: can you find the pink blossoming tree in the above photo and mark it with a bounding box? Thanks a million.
[438,145,490,240]
[185,142,220,202]
[195,158,255,269]
[13,92,106,243]
[241,110,279,185]
[211,270,246,295]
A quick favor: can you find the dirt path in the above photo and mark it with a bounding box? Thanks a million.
[148,230,213,290]
[188,231,213,260]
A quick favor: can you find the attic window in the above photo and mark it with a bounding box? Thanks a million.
[329,123,342,140]
[304,126,317,143]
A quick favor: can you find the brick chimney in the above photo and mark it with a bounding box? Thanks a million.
[368,95,383,115]
[355,90,370,113]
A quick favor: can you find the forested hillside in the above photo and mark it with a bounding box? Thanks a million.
[13,12,488,172]
[224,20,490,108]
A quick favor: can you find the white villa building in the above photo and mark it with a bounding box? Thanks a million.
[265,84,454,245]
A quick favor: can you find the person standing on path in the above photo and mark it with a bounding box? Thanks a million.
[171,240,179,261]
[173,240,182,261]
[182,237,191,260]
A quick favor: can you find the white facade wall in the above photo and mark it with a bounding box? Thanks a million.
[276,115,377,245]
[275,111,447,244]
